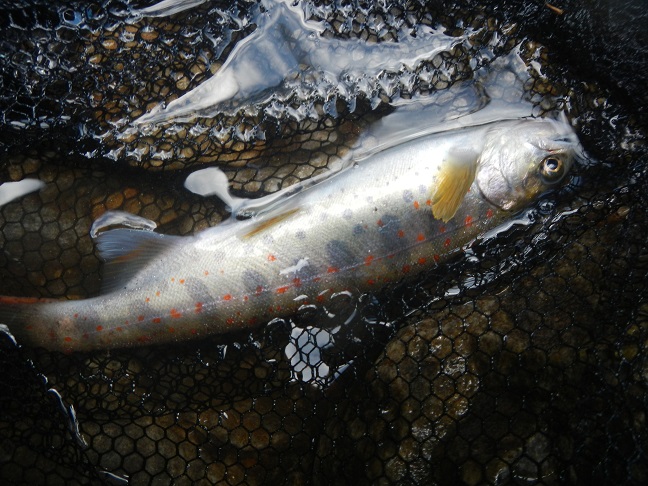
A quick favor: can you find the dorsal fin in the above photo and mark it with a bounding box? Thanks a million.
[95,228,182,293]
[430,147,479,222]
[241,207,301,239]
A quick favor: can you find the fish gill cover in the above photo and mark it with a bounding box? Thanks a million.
[0,0,646,484]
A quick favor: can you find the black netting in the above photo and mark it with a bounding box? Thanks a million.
[1,0,646,485]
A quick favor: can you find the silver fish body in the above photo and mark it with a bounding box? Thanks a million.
[0,118,579,352]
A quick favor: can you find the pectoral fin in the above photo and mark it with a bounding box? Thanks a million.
[430,149,479,222]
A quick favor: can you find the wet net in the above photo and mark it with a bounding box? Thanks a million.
[0,0,646,484]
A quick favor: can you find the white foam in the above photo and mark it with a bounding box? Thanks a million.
[0,179,45,207]
[90,210,158,238]
[133,0,463,125]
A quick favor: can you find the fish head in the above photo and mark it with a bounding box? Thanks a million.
[476,117,579,212]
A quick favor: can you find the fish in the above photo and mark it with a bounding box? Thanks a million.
[0,117,579,352]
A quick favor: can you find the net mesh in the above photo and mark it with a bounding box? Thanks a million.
[0,0,646,485]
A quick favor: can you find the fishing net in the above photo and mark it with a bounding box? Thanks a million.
[0,0,646,484]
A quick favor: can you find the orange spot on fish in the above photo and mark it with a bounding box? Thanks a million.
[171,277,175,282]
[402,265,411,274]
[413,201,420,209]
[316,294,326,303]
[377,219,384,227]
[464,215,473,227]
[327,266,339,273]
[138,315,145,322]
[223,294,232,301]
[418,257,427,265]
[268,254,276,261]
[417,233,425,242]
[365,255,374,265]
[486,208,494,219]
[168,327,175,333]
[64,337,72,342]
[293,277,302,287]
[276,286,290,294]
[73,313,79,318]
[116,327,123,332]
[256,285,264,294]
[226,318,235,326]
[367,278,376,285]
[204,270,209,276]
[397,230,405,238]
[96,325,103,332]
[145,297,150,303]
[444,238,451,247]
[190,329,197,335]
[179,279,185,284]
[440,226,446,233]
[314,277,321,282]
[152,317,162,324]
[426,199,432,206]
[243,296,249,302]
[137,335,151,343]
[170,309,182,319]
[156,291,160,297]
[125,320,129,325]
[434,254,440,263]
[248,317,258,325]
[195,302,203,313]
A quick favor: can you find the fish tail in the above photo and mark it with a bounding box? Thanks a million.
[0,295,55,346]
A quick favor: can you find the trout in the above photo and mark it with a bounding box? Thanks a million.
[0,117,579,352]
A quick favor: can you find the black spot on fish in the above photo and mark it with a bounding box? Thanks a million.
[353,224,365,236]
[295,230,306,240]
[375,213,405,254]
[377,213,401,233]
[243,270,270,295]
[327,240,356,268]
[186,279,214,303]
[402,190,414,203]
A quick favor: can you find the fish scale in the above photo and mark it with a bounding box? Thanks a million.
[0,117,579,352]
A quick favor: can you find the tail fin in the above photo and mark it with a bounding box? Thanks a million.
[0,295,56,346]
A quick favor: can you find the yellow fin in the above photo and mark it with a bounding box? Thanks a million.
[430,151,478,222]
[242,207,300,239]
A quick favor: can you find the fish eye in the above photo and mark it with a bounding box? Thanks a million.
[540,156,565,183]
